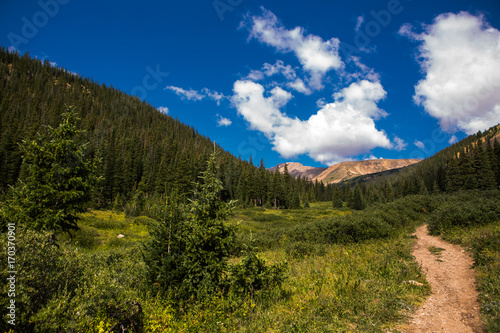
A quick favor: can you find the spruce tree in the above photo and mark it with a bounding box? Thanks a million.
[473,143,497,190]
[4,106,100,232]
[384,181,394,202]
[143,148,236,302]
[349,183,365,210]
[332,186,343,208]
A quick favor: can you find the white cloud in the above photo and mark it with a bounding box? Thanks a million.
[216,114,232,127]
[232,79,391,165]
[7,46,18,53]
[401,12,500,134]
[243,7,343,90]
[287,78,312,94]
[166,86,204,101]
[448,135,458,144]
[316,98,327,108]
[355,15,364,32]
[202,88,225,105]
[364,154,382,160]
[414,140,425,149]
[165,86,226,105]
[245,60,297,81]
[157,106,169,114]
[393,136,407,151]
[348,56,380,82]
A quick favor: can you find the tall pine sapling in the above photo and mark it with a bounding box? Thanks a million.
[143,148,237,302]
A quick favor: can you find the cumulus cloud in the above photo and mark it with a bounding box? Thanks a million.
[157,106,169,114]
[242,7,343,90]
[165,86,226,105]
[401,12,500,134]
[232,79,391,165]
[393,136,407,151]
[216,114,232,127]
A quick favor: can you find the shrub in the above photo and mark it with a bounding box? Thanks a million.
[428,197,499,235]
[230,243,288,297]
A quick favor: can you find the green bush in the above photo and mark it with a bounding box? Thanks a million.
[230,244,288,297]
[428,198,499,235]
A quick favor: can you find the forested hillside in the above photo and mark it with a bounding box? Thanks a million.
[0,48,330,210]
[332,125,500,209]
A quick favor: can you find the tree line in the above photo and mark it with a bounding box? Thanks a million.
[334,126,500,210]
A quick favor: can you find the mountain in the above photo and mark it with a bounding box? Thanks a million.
[314,159,421,184]
[268,162,326,180]
[270,159,421,184]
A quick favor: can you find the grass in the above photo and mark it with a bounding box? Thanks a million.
[22,193,500,332]
[239,232,430,332]
[57,210,152,251]
[53,204,430,332]
[141,229,429,332]
[428,246,445,262]
[229,202,350,250]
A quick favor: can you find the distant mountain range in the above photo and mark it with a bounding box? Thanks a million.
[270,159,421,184]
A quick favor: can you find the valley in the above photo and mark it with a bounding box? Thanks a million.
[0,48,499,332]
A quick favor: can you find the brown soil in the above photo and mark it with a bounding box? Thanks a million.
[404,225,484,333]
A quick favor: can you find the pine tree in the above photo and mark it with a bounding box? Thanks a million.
[494,139,500,187]
[446,156,462,191]
[473,143,497,190]
[4,106,101,232]
[143,148,236,302]
[332,186,343,208]
[384,181,394,202]
[349,183,365,210]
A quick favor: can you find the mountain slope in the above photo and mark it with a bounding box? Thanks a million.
[0,48,330,207]
[314,159,421,184]
[270,159,421,184]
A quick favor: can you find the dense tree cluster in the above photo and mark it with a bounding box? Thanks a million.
[0,48,327,210]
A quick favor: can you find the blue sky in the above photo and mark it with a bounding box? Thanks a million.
[1,0,500,168]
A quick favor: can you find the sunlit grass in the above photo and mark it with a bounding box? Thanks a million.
[58,210,152,251]
[53,203,432,332]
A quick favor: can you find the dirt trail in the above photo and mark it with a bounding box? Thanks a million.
[405,225,484,333]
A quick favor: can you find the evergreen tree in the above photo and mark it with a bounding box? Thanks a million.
[349,183,365,210]
[494,139,500,186]
[3,106,100,232]
[143,149,236,302]
[446,157,462,191]
[289,191,301,209]
[384,181,394,202]
[473,143,497,190]
[332,186,343,208]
